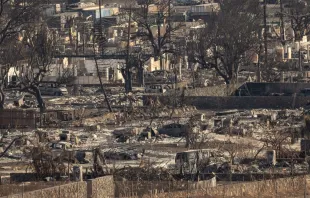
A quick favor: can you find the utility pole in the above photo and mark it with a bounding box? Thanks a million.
[98,0,102,34]
[98,0,104,54]
[83,23,85,55]
[75,31,79,55]
[168,0,171,41]
[125,7,132,93]
[158,11,163,70]
[257,34,262,83]
[168,0,173,72]
[263,0,268,68]
[299,39,302,71]
[279,0,285,46]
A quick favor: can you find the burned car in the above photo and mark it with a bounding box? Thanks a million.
[104,149,141,160]
[158,123,188,137]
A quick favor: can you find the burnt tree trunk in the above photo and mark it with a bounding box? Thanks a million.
[0,85,5,110]
[127,69,132,92]
[138,66,144,87]
[31,85,46,113]
[121,68,132,93]
[125,7,132,93]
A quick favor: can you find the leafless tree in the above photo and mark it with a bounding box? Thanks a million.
[119,4,148,92]
[65,17,75,46]
[260,129,293,156]
[0,0,42,109]
[118,0,182,92]
[285,0,310,41]
[131,0,183,69]
[267,0,287,49]
[188,0,262,84]
[0,0,42,45]
[185,116,214,150]
[284,0,310,70]
[281,145,300,175]
[56,67,77,86]
[219,140,241,165]
[261,53,292,82]
[30,145,67,179]
[16,24,56,113]
[119,50,151,92]
[0,38,20,109]
[122,5,134,93]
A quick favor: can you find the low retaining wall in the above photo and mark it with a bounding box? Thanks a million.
[152,96,310,109]
[87,176,114,198]
[3,175,309,198]
[140,176,309,198]
[1,181,87,198]
[116,177,216,197]
[0,176,114,198]
[238,82,310,96]
[183,84,240,96]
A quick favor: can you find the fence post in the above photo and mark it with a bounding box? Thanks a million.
[304,176,307,198]
[131,181,133,198]
[77,182,79,198]
[275,178,277,198]
[168,180,171,198]
[151,181,153,198]
[187,180,189,198]
[22,182,24,198]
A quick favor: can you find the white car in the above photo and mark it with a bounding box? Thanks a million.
[39,84,68,96]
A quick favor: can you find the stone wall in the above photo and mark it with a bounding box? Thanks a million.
[241,82,310,96]
[0,176,114,198]
[115,177,216,197]
[87,176,114,198]
[184,84,237,96]
[2,175,309,198]
[154,96,310,109]
[166,84,241,97]
[170,83,310,97]
[60,182,87,198]
[140,176,309,198]
[2,182,87,198]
